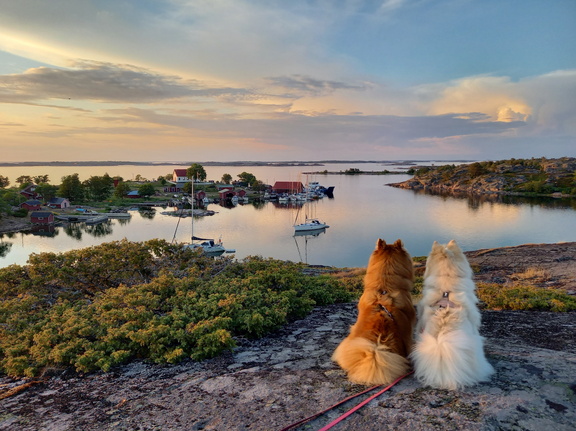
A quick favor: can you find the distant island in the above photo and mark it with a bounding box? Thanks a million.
[388,157,576,197]
[0,160,473,167]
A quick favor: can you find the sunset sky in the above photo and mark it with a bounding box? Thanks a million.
[1,0,574,163]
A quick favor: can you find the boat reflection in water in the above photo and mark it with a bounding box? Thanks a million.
[293,227,327,264]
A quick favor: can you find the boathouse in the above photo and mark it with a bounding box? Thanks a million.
[30,211,54,225]
[272,181,304,194]
[218,188,237,200]
[47,197,71,209]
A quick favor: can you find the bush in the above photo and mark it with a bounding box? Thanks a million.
[477,283,576,312]
[0,242,355,376]
[11,208,28,218]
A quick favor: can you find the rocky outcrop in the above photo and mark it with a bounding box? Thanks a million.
[1,242,575,431]
[389,157,576,196]
[1,304,574,431]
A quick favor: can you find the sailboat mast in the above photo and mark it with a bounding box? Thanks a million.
[190,178,194,244]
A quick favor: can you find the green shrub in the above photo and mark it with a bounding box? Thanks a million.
[0,241,355,376]
[11,208,28,218]
[477,283,576,311]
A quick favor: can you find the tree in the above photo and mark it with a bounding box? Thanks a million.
[59,173,84,202]
[33,175,50,184]
[138,183,156,198]
[114,182,132,199]
[83,174,114,201]
[0,189,21,206]
[237,172,256,186]
[0,175,9,188]
[187,163,207,181]
[251,180,267,192]
[16,175,33,186]
[221,173,232,184]
[35,183,58,203]
[468,162,486,179]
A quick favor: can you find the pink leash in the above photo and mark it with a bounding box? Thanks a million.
[279,371,413,431]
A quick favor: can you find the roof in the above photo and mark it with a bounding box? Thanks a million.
[272,181,304,189]
[24,199,42,205]
[174,169,188,177]
[48,197,69,204]
[30,211,53,217]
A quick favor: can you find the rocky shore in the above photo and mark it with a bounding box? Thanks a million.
[389,157,576,196]
[1,242,575,430]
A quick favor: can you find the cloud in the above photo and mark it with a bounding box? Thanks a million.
[264,74,369,96]
[0,61,253,103]
[424,75,532,123]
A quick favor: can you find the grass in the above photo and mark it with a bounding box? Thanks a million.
[477,283,576,312]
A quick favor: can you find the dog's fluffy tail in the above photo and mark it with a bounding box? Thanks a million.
[411,329,494,390]
[332,337,410,385]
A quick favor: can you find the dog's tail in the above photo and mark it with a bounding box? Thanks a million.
[332,337,410,385]
[411,329,494,390]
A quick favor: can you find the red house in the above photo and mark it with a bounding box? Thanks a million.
[272,181,304,194]
[20,184,39,199]
[21,199,42,211]
[218,188,237,200]
[30,211,54,225]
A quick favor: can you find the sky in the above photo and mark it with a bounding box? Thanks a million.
[0,0,575,163]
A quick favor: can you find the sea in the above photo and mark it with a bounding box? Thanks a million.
[1,162,575,269]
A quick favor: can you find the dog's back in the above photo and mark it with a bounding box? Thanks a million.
[411,240,494,389]
[332,239,415,385]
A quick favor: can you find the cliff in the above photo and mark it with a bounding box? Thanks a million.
[389,157,576,196]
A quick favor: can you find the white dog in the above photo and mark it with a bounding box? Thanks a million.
[411,240,494,389]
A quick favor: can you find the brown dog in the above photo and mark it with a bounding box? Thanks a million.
[332,239,416,385]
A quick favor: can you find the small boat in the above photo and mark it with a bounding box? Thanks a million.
[184,236,227,256]
[179,183,234,256]
[294,218,329,232]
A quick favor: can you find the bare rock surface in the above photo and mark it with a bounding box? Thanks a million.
[465,242,576,294]
[1,242,575,430]
[1,305,575,431]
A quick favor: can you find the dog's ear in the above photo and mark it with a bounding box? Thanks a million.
[431,241,441,251]
[447,239,460,252]
[394,239,403,248]
[376,238,385,250]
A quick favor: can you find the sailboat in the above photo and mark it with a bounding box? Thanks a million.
[181,181,234,256]
[293,178,329,233]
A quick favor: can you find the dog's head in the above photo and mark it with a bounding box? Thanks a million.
[366,238,414,282]
[424,239,473,279]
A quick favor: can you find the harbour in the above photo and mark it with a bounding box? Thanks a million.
[1,162,576,269]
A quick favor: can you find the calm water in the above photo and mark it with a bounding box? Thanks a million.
[1,163,575,268]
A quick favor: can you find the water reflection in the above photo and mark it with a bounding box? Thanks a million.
[84,221,114,237]
[404,188,576,210]
[293,228,327,264]
[0,241,11,258]
[138,208,156,220]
